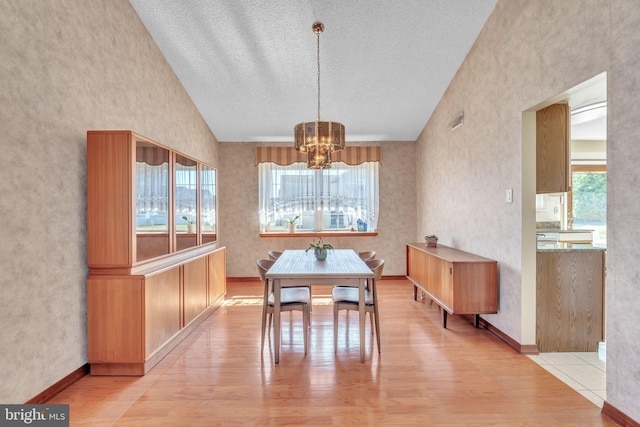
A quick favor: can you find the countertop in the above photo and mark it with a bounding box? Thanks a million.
[537,242,606,252]
[536,229,595,234]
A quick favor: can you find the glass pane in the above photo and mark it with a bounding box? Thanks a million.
[258,161,379,232]
[175,154,198,251]
[572,171,606,244]
[135,139,170,261]
[201,164,217,244]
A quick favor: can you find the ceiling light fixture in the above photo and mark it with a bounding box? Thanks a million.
[294,22,345,169]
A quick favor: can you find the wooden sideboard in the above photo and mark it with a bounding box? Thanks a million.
[86,130,225,375]
[406,243,498,328]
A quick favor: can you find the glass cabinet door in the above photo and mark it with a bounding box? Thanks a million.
[175,154,198,251]
[200,164,217,244]
[135,139,170,261]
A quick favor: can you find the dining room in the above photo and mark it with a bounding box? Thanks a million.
[3,0,640,426]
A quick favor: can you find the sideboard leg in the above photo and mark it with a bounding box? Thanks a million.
[475,314,480,328]
[442,311,447,328]
[413,285,417,301]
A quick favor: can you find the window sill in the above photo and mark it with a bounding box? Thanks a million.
[260,231,378,238]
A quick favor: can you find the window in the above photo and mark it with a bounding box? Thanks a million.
[259,161,379,232]
[569,165,606,244]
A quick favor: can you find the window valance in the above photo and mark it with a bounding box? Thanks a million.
[255,146,380,166]
[136,146,169,166]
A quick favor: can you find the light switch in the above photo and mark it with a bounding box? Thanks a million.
[506,189,513,203]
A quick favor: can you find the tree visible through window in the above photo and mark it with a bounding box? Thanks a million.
[570,165,606,243]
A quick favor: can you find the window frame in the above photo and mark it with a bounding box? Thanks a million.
[258,161,379,236]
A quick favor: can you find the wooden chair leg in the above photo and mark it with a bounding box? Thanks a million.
[333,302,338,353]
[303,305,309,355]
[261,305,268,353]
[374,308,381,353]
[369,312,374,335]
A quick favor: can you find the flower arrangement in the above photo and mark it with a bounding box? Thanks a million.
[284,215,300,225]
[305,238,334,252]
[424,234,439,247]
[305,238,333,260]
[285,215,300,233]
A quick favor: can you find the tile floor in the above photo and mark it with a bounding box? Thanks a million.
[528,352,606,408]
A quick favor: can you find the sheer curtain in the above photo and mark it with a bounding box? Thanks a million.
[258,161,378,232]
[322,162,379,231]
[135,161,169,231]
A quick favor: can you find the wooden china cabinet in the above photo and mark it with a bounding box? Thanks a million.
[86,130,225,375]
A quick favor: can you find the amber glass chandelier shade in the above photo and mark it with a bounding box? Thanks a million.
[294,120,346,153]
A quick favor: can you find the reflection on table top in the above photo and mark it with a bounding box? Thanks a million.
[266,249,373,279]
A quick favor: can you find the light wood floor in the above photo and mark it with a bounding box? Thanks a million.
[49,279,615,426]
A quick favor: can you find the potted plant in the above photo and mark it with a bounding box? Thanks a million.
[305,238,333,260]
[425,234,438,247]
[182,215,196,234]
[285,215,300,233]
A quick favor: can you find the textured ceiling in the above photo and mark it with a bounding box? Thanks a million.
[129,1,497,142]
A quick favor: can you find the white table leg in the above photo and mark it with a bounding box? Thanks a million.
[359,280,365,363]
[273,278,281,364]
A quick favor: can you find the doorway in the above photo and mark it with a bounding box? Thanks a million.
[522,71,608,405]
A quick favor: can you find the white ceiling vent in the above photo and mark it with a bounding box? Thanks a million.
[449,111,464,131]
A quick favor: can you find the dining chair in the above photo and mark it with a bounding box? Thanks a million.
[268,250,314,311]
[257,259,310,355]
[358,251,376,261]
[332,258,384,353]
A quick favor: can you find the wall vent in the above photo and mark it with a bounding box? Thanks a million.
[449,111,464,131]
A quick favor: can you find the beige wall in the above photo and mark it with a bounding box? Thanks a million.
[2,0,639,421]
[219,141,417,278]
[416,0,639,421]
[0,0,218,403]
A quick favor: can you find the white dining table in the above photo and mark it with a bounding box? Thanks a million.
[265,249,374,363]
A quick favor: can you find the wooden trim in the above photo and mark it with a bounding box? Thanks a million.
[25,364,90,404]
[381,275,407,281]
[601,401,640,427]
[227,275,400,283]
[227,277,260,282]
[572,165,607,173]
[89,243,221,276]
[472,315,540,355]
[260,232,377,238]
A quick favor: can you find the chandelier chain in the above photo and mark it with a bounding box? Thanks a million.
[317,30,321,121]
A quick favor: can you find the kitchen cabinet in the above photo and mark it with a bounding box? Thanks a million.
[537,103,570,193]
[536,245,605,352]
[406,243,498,328]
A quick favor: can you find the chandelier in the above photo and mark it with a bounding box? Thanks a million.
[294,22,345,169]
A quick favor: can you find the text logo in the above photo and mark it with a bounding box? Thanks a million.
[0,405,69,427]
